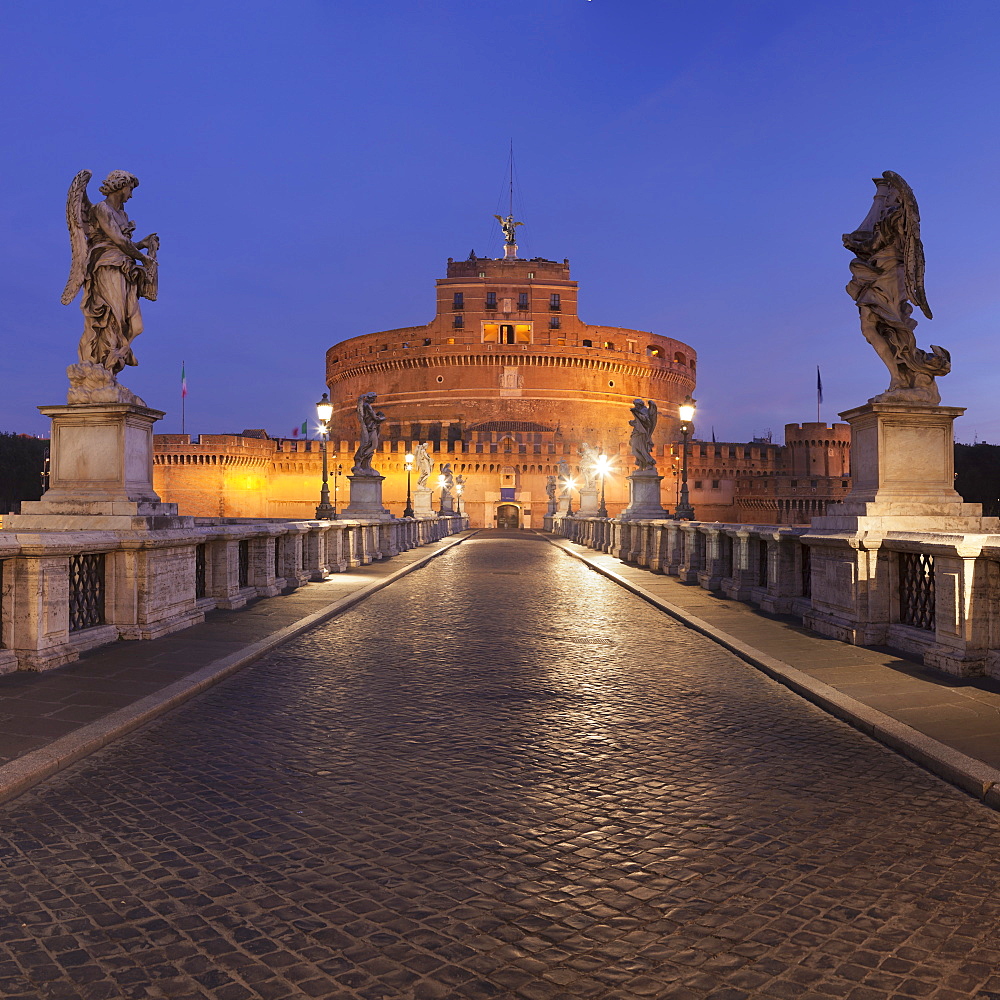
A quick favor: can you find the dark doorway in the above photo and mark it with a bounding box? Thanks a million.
[496,504,520,529]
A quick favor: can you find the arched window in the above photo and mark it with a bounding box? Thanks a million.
[673,351,686,365]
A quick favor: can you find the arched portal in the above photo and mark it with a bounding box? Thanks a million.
[496,503,520,529]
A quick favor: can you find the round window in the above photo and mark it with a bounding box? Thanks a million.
[608,380,615,387]
[436,375,444,383]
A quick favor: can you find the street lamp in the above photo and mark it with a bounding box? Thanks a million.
[332,462,342,518]
[315,392,336,520]
[455,481,463,516]
[562,475,576,516]
[403,452,414,517]
[596,454,612,518]
[675,395,696,520]
[437,474,447,515]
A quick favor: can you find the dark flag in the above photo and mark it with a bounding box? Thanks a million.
[817,366,823,422]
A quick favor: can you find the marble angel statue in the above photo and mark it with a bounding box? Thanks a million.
[628,399,658,470]
[62,170,159,378]
[414,441,433,488]
[352,392,386,475]
[578,442,600,490]
[843,171,949,404]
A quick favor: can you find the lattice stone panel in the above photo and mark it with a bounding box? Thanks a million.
[274,539,281,580]
[757,540,768,588]
[720,534,733,577]
[69,553,105,632]
[238,540,250,589]
[195,544,207,599]
[899,551,935,631]
[800,544,811,599]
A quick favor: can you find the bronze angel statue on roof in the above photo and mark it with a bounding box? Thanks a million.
[843,171,949,405]
[62,169,159,378]
[494,213,523,246]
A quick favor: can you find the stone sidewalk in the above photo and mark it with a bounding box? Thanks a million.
[0,530,475,805]
[3,525,1000,814]
[545,533,1000,809]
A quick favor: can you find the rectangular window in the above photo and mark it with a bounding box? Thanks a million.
[485,291,497,309]
[423,338,432,346]
[549,316,560,329]
[711,480,720,489]
[549,293,561,311]
[627,340,636,353]
[694,480,703,490]
[452,292,464,309]
[446,337,456,344]
[582,339,593,347]
[556,338,565,346]
[453,315,464,329]
[518,292,529,309]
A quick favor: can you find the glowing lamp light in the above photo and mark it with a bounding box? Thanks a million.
[315,392,333,425]
[405,452,414,470]
[679,396,696,425]
[595,454,613,478]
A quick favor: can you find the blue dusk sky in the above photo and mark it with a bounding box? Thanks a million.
[2,1,1000,445]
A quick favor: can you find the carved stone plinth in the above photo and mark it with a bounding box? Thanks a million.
[340,474,392,520]
[412,486,435,517]
[620,470,669,521]
[438,491,454,516]
[802,401,999,674]
[577,488,598,515]
[4,402,191,530]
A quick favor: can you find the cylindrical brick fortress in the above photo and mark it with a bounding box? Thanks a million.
[325,255,696,451]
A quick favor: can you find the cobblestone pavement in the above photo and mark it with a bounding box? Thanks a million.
[2,532,1000,1000]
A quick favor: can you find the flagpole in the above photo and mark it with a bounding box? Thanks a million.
[816,365,822,424]
[182,359,186,435]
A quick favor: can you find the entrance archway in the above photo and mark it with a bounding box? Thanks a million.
[496,504,520,529]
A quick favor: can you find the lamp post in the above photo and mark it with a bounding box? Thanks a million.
[403,452,414,517]
[455,481,463,516]
[332,462,342,519]
[596,454,611,518]
[562,476,576,516]
[675,395,696,520]
[315,392,336,519]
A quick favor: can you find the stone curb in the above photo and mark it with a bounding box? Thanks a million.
[547,536,1000,811]
[0,531,477,808]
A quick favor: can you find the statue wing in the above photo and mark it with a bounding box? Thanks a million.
[494,214,504,224]
[884,171,933,320]
[60,170,92,306]
[648,399,658,430]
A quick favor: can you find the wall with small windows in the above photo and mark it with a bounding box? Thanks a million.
[323,253,697,450]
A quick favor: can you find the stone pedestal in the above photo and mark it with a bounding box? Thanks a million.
[412,486,435,517]
[557,492,572,514]
[340,474,392,520]
[4,402,192,530]
[802,401,1000,674]
[577,487,599,515]
[620,470,669,521]
[546,499,557,516]
[438,490,454,516]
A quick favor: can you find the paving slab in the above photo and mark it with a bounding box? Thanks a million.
[544,533,1000,808]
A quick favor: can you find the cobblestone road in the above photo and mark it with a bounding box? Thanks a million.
[2,533,1000,1000]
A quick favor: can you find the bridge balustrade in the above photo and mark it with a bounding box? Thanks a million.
[553,515,1000,680]
[0,515,465,673]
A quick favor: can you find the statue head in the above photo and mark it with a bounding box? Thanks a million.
[99,170,140,196]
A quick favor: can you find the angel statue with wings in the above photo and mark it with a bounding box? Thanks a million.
[843,171,949,405]
[494,213,523,246]
[62,170,159,381]
[628,399,658,471]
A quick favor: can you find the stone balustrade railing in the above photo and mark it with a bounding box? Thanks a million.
[545,513,1000,681]
[0,515,466,674]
